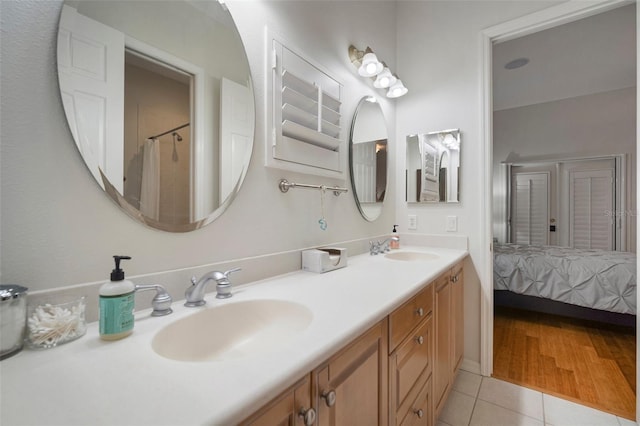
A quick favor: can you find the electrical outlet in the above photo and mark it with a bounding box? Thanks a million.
[446,216,457,232]
[408,215,417,230]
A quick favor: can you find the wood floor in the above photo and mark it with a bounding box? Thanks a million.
[493,306,636,420]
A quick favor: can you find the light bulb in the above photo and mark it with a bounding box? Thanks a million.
[358,52,383,77]
[373,68,397,89]
[386,79,408,98]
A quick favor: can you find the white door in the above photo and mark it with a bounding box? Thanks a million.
[352,141,376,203]
[511,172,549,245]
[569,169,614,250]
[219,78,252,203]
[58,5,125,193]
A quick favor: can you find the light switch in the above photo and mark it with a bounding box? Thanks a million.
[408,215,417,230]
[446,216,457,232]
[407,214,418,231]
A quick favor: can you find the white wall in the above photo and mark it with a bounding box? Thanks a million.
[493,88,637,250]
[0,1,396,290]
[395,0,561,371]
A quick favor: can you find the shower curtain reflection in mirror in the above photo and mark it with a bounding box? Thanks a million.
[122,51,192,225]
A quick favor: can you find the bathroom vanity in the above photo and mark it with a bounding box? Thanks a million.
[0,246,467,425]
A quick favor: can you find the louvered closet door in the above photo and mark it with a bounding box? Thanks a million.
[569,169,614,250]
[511,172,549,245]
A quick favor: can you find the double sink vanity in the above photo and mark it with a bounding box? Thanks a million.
[0,246,466,425]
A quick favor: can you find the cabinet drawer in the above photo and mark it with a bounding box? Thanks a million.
[399,375,431,426]
[390,315,432,424]
[389,283,434,352]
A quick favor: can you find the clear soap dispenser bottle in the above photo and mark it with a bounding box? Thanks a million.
[99,255,135,341]
[390,225,400,249]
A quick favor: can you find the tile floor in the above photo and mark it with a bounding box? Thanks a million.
[437,370,638,426]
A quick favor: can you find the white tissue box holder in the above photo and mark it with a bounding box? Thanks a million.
[302,247,347,273]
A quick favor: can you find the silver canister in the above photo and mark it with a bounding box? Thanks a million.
[0,285,28,360]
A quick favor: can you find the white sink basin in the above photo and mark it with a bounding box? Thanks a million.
[152,299,313,362]
[385,251,439,261]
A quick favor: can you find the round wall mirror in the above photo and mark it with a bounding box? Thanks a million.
[57,0,255,232]
[349,97,388,221]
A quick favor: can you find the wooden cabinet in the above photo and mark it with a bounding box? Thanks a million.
[451,262,464,374]
[433,272,452,417]
[434,262,465,418]
[246,259,465,426]
[389,284,434,352]
[314,320,388,426]
[241,375,315,426]
[389,283,434,426]
[399,376,432,426]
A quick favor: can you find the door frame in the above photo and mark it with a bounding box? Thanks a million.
[479,2,636,414]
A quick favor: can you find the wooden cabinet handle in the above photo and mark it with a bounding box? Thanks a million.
[415,307,424,317]
[413,409,424,418]
[321,389,336,407]
[298,407,316,425]
[414,335,424,345]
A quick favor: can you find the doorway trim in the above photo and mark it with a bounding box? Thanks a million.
[479,0,635,398]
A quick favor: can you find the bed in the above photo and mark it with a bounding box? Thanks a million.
[493,243,636,325]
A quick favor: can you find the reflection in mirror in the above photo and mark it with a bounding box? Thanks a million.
[57,0,255,232]
[406,129,460,203]
[349,97,388,221]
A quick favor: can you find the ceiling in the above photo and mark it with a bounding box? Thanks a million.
[492,3,636,111]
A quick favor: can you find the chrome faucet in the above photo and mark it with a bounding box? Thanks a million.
[369,237,399,255]
[184,268,241,307]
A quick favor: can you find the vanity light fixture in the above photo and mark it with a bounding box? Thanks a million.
[349,45,407,98]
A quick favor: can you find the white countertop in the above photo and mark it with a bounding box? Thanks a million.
[0,246,467,425]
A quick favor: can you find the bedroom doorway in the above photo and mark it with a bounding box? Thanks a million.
[483,0,637,421]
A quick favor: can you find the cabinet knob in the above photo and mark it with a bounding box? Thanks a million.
[415,307,424,317]
[414,335,424,345]
[298,407,316,425]
[321,389,337,407]
[414,408,424,418]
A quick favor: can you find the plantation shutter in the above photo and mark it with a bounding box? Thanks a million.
[569,170,614,250]
[269,39,342,174]
[511,172,549,245]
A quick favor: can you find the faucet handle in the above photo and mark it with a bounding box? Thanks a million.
[134,284,173,316]
[223,267,242,278]
[190,275,197,285]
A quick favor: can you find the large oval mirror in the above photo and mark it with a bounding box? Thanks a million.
[57,0,255,232]
[349,97,388,221]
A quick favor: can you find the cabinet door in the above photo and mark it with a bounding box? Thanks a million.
[451,263,464,373]
[314,320,389,426]
[242,375,315,426]
[433,273,451,416]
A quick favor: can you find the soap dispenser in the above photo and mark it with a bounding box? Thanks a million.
[99,255,135,341]
[390,225,400,249]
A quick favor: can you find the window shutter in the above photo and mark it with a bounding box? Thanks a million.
[569,170,614,250]
[267,35,343,177]
[512,173,549,245]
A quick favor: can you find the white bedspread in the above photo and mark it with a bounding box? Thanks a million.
[493,244,636,315]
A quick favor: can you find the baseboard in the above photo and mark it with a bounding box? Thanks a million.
[460,358,482,375]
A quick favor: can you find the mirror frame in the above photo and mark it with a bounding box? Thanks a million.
[349,96,389,221]
[56,1,255,232]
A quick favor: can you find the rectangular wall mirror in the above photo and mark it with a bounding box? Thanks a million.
[406,129,461,203]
